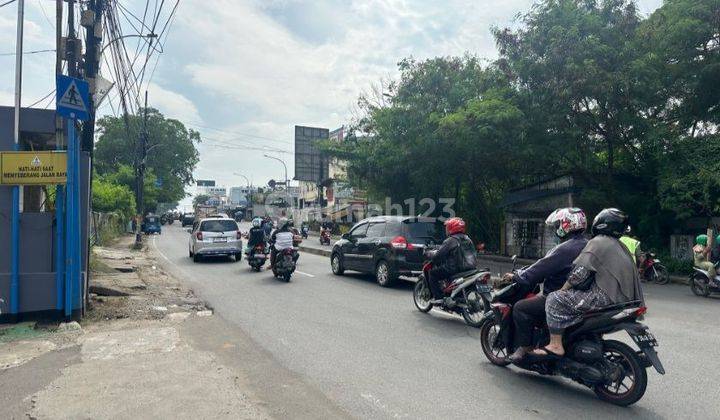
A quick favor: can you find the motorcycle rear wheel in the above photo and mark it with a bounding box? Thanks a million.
[593,339,647,406]
[690,275,710,297]
[480,319,510,367]
[413,276,432,313]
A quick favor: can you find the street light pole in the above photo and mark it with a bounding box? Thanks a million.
[263,154,291,211]
[233,172,250,187]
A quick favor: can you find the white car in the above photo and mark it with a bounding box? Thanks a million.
[188,218,242,262]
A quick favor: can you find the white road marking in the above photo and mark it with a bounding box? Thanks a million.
[295,270,315,277]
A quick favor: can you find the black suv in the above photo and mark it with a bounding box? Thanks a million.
[330,216,446,287]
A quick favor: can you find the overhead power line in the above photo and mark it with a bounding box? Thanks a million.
[0,48,56,56]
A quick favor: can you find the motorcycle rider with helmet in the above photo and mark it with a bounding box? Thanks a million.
[533,208,644,359]
[502,208,588,362]
[247,217,267,258]
[269,218,297,269]
[427,217,478,306]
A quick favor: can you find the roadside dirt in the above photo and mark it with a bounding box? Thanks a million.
[86,234,208,322]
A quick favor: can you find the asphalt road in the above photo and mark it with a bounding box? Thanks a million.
[154,224,720,419]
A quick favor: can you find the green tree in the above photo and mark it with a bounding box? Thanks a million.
[94,108,201,210]
[92,176,136,219]
[193,194,210,207]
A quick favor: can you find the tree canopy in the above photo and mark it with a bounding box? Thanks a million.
[94,108,201,213]
[325,0,720,249]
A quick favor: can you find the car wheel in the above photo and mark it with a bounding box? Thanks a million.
[331,253,344,275]
[189,248,193,258]
[193,254,201,263]
[375,260,396,287]
[235,252,242,262]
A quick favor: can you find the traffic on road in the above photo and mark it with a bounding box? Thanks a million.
[147,207,719,418]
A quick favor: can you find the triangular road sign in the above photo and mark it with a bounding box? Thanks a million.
[56,74,90,120]
[58,79,88,112]
[31,155,41,167]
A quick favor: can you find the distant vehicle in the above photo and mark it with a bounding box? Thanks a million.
[195,205,218,220]
[188,218,242,262]
[330,216,446,287]
[142,215,162,235]
[181,212,195,227]
[246,242,269,271]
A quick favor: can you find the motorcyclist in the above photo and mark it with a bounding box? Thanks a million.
[694,234,717,282]
[427,217,477,307]
[246,217,266,257]
[501,207,588,362]
[269,218,296,269]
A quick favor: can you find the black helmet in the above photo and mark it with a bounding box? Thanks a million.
[591,208,629,238]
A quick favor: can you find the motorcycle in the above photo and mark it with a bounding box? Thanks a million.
[412,247,491,327]
[320,229,331,245]
[272,248,298,282]
[690,261,720,297]
[301,225,309,239]
[477,260,664,406]
[246,243,269,272]
[640,252,669,284]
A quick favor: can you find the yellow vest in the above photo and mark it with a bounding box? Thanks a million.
[619,236,640,263]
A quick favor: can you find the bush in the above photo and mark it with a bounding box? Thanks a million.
[655,252,694,275]
[92,176,136,220]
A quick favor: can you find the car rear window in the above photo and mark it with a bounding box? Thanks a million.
[403,221,445,243]
[200,220,238,232]
[365,223,386,238]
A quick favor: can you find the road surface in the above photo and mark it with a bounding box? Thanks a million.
[154,224,719,419]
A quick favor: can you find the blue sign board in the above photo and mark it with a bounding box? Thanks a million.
[56,75,90,121]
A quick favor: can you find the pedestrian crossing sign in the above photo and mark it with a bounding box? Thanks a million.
[56,74,90,120]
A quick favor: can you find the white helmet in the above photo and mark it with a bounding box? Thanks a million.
[252,217,262,228]
[545,207,587,238]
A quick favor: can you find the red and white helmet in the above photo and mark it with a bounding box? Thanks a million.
[545,208,586,238]
[444,217,466,235]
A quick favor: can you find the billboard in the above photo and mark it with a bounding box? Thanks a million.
[196,179,215,187]
[294,125,329,182]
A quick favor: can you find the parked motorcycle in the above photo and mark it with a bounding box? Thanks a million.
[690,261,720,297]
[640,253,669,284]
[272,248,298,282]
[477,260,664,406]
[246,243,269,271]
[320,229,331,245]
[412,247,491,327]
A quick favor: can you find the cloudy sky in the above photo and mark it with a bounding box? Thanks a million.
[1,0,662,205]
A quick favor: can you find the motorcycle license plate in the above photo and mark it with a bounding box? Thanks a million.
[632,332,658,348]
[476,284,493,293]
[213,237,227,243]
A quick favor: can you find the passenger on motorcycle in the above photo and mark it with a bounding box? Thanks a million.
[427,217,477,306]
[247,218,266,256]
[693,234,716,281]
[269,218,296,269]
[501,207,588,362]
[534,208,644,359]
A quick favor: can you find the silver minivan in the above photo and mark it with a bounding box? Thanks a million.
[188,218,242,262]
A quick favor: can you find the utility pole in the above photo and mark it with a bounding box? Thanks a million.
[135,91,148,245]
[81,0,103,152]
[81,0,103,314]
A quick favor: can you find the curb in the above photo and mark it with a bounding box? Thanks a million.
[299,245,331,258]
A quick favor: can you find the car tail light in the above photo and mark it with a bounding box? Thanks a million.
[390,236,414,250]
[635,306,647,316]
[237,230,242,240]
[196,231,203,241]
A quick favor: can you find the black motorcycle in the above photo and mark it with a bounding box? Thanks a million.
[272,248,298,282]
[690,261,720,297]
[412,247,491,327]
[246,243,269,271]
[478,281,664,406]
